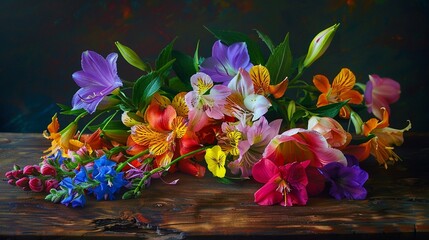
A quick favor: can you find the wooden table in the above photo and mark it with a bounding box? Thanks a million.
[1,132,428,240]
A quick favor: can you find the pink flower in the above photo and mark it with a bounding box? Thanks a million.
[364,74,400,119]
[262,128,347,168]
[252,158,310,206]
[229,117,282,177]
[23,165,40,175]
[307,116,351,149]
[45,179,60,192]
[15,177,30,189]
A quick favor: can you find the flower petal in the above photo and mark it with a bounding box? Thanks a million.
[252,158,279,183]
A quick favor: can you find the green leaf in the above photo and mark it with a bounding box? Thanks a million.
[266,33,293,85]
[193,40,200,72]
[115,41,151,72]
[309,100,349,118]
[216,177,234,185]
[350,134,375,145]
[57,103,86,116]
[155,38,176,70]
[205,26,265,64]
[255,29,275,54]
[172,50,195,86]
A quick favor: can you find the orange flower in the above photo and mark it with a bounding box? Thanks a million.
[130,93,188,167]
[344,108,411,168]
[313,68,363,118]
[249,65,288,99]
[43,114,78,157]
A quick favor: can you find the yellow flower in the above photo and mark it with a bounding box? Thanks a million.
[205,145,227,178]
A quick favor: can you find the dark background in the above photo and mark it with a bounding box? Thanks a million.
[1,0,428,133]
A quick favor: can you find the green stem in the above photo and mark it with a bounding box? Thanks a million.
[74,112,87,123]
[117,90,135,110]
[78,111,107,140]
[133,146,211,195]
[101,110,119,131]
[116,149,150,172]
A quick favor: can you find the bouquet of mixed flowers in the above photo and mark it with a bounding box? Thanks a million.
[5,24,411,207]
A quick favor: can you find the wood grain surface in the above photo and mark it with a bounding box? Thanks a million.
[0,132,428,240]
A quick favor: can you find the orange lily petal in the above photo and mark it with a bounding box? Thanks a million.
[344,142,371,161]
[269,78,288,99]
[363,118,379,136]
[316,93,329,107]
[340,89,363,105]
[250,65,270,95]
[146,103,177,132]
[155,151,174,167]
[376,108,390,129]
[171,116,187,139]
[332,68,355,93]
[313,74,331,93]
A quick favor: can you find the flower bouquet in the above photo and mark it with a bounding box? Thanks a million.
[5,24,411,207]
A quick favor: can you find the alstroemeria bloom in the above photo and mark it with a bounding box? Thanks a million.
[263,128,347,168]
[185,72,231,131]
[344,108,411,168]
[131,94,188,167]
[229,117,282,177]
[321,155,368,200]
[71,50,123,114]
[253,158,310,206]
[200,40,253,84]
[313,68,363,118]
[307,116,351,149]
[364,74,401,119]
[205,145,227,178]
[225,68,271,122]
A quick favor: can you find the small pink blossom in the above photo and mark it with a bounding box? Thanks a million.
[364,74,400,119]
[29,178,44,192]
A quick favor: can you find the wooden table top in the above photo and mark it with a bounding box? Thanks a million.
[0,132,428,240]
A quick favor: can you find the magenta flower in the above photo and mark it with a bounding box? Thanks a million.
[71,50,123,114]
[252,158,310,206]
[262,128,347,168]
[200,40,253,84]
[364,74,400,119]
[229,117,282,177]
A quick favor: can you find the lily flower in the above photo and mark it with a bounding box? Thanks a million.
[249,65,288,99]
[229,117,282,177]
[344,108,411,168]
[185,72,231,131]
[216,122,242,156]
[364,74,401,119]
[263,128,347,168]
[313,68,363,118]
[130,94,188,167]
[252,158,310,206]
[225,68,271,122]
[71,50,123,114]
[307,116,351,149]
[200,40,253,84]
[205,145,227,178]
[43,114,78,158]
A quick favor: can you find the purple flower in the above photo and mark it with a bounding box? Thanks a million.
[71,50,123,114]
[200,40,253,84]
[322,157,368,200]
[91,156,128,200]
[364,74,400,119]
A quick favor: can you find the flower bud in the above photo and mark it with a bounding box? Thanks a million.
[23,165,40,175]
[29,178,44,192]
[303,23,339,68]
[15,177,30,188]
[40,163,57,176]
[308,116,351,149]
[7,179,16,185]
[5,170,14,179]
[350,112,364,135]
[44,179,59,192]
[11,169,24,179]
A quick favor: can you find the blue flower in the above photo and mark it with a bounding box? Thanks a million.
[59,177,87,208]
[91,156,128,200]
[321,155,369,200]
